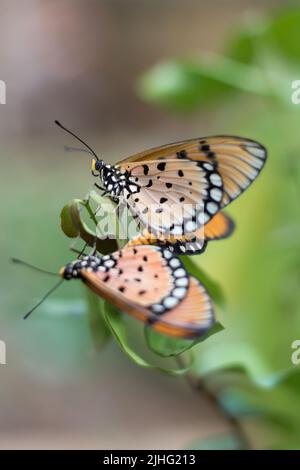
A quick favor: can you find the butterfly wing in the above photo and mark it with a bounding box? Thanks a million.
[79,245,214,338]
[153,277,214,337]
[202,211,235,241]
[175,212,234,253]
[160,211,235,254]
[117,135,267,209]
[121,158,223,237]
[126,211,234,255]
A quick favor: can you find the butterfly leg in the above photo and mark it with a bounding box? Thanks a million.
[94,182,108,197]
[89,242,97,256]
[70,242,89,258]
[78,242,89,258]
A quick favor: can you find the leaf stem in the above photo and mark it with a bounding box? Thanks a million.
[82,199,99,227]
[175,355,251,449]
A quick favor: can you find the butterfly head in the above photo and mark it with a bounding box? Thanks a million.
[91,158,105,176]
[59,256,102,280]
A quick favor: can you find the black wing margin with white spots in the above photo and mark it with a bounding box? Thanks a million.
[117,135,267,209]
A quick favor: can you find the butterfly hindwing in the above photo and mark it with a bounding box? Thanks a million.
[125,211,234,255]
[174,212,234,253]
[203,211,235,241]
[62,246,215,338]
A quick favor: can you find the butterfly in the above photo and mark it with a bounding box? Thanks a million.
[55,122,266,254]
[97,135,266,254]
[60,245,215,338]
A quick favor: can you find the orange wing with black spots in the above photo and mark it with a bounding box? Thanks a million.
[119,158,223,238]
[126,211,234,255]
[61,245,215,338]
[117,135,267,209]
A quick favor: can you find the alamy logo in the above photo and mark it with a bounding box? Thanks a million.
[291,80,300,105]
[0,80,6,104]
[291,340,300,365]
[0,340,6,365]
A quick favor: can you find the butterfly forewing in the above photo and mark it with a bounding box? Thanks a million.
[121,159,223,237]
[117,135,267,209]
[83,246,174,308]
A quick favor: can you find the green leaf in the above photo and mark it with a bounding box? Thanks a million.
[194,54,270,96]
[138,55,273,112]
[60,197,118,254]
[60,202,80,238]
[60,199,96,242]
[145,328,195,357]
[187,432,244,450]
[200,321,224,340]
[103,302,192,375]
[138,60,232,111]
[84,288,111,351]
[145,321,224,358]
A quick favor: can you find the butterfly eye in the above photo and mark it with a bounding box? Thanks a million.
[59,263,74,280]
[92,158,103,173]
[92,159,97,172]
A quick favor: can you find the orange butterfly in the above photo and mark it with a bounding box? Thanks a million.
[59,245,215,338]
[56,122,267,254]
[110,135,267,254]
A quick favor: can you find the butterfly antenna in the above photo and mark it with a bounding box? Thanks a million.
[64,145,94,157]
[54,120,100,161]
[23,279,64,320]
[11,258,58,276]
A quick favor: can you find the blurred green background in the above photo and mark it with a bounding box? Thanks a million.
[1,0,300,450]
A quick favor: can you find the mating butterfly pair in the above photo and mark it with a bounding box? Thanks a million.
[26,124,266,339]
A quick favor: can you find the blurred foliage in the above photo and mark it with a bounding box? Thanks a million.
[138,6,300,110]
[136,5,300,450]
[187,432,244,450]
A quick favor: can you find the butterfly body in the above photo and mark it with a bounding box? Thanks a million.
[92,160,130,198]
